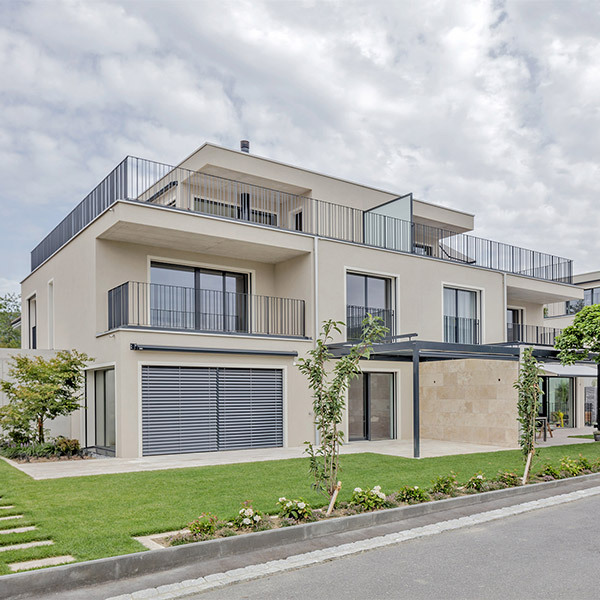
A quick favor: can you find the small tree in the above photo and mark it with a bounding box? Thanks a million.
[0,293,20,348]
[297,315,387,499]
[514,347,542,483]
[0,350,91,443]
[555,305,600,430]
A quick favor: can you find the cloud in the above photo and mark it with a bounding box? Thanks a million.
[0,0,599,288]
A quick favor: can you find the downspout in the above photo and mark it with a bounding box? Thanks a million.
[503,272,507,342]
[313,235,320,445]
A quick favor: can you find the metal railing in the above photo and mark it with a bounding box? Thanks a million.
[108,281,305,337]
[32,156,573,284]
[506,324,562,346]
[443,316,480,344]
[346,305,395,340]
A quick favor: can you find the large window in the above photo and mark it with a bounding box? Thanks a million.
[28,296,37,349]
[444,287,479,344]
[539,377,574,428]
[150,263,248,332]
[348,373,395,441]
[346,273,393,340]
[95,368,115,452]
[566,286,600,315]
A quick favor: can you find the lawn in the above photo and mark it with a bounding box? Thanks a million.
[568,434,594,439]
[2,443,600,575]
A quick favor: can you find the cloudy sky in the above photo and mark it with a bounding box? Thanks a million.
[1,0,599,295]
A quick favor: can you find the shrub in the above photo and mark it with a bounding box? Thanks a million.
[0,441,57,460]
[234,501,264,529]
[576,454,593,471]
[494,471,521,487]
[276,497,313,521]
[464,472,487,492]
[188,513,220,537]
[430,473,459,496]
[396,485,430,505]
[539,463,562,479]
[55,436,81,456]
[560,457,582,477]
[350,486,389,511]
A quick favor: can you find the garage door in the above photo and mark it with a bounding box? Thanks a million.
[142,366,283,456]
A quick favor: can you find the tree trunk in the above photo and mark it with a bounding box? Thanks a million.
[37,416,44,443]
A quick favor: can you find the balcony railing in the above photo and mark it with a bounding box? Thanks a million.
[108,282,305,338]
[32,156,573,284]
[507,324,562,346]
[444,316,480,344]
[346,305,395,340]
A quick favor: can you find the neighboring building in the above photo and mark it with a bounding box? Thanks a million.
[20,142,582,457]
[544,272,600,429]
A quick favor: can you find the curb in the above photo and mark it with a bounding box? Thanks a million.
[3,472,600,599]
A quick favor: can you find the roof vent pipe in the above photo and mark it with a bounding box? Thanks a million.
[240,140,250,153]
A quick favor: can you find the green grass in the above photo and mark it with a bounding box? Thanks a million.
[568,434,595,439]
[2,443,600,574]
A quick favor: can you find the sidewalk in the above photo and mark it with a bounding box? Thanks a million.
[4,438,513,480]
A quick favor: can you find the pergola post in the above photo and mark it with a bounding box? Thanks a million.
[596,362,600,431]
[413,347,420,458]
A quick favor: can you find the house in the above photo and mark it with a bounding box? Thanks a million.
[19,141,583,457]
[542,272,600,430]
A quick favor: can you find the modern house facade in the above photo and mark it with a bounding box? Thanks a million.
[19,142,583,457]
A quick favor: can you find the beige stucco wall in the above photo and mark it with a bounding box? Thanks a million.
[420,359,520,448]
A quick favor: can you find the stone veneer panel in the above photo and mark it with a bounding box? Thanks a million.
[420,359,519,447]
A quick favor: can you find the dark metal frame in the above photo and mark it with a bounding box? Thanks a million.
[349,372,396,442]
[329,338,600,459]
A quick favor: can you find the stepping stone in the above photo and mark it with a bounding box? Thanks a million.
[0,515,22,521]
[0,506,15,510]
[0,540,53,553]
[0,526,36,535]
[9,555,75,572]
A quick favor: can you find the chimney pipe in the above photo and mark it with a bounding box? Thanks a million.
[240,140,250,153]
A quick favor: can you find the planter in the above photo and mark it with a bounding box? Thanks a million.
[593,431,600,442]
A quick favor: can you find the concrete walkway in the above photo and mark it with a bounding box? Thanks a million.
[2,438,514,480]
[536,426,596,447]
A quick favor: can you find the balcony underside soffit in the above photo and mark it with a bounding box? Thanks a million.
[98,221,311,264]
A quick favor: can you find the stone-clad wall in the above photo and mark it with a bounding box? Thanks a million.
[420,359,520,447]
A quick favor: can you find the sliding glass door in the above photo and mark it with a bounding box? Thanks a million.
[150,263,248,333]
[95,369,115,452]
[348,373,395,441]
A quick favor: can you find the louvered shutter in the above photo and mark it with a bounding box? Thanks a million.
[142,366,218,455]
[218,368,283,450]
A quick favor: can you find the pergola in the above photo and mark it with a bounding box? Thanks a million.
[329,337,600,458]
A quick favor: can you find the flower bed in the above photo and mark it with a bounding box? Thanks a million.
[0,437,90,462]
[162,454,600,548]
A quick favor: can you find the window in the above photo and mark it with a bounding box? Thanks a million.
[348,373,395,441]
[47,281,54,349]
[194,197,277,226]
[28,296,37,349]
[346,273,393,340]
[150,262,248,332]
[506,308,522,342]
[566,286,600,314]
[95,369,115,452]
[443,287,479,344]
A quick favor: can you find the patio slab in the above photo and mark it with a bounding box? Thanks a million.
[1,439,514,481]
[536,426,597,448]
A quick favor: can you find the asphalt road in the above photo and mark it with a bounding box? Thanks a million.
[195,493,600,600]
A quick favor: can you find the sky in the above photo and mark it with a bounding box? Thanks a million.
[0,0,599,295]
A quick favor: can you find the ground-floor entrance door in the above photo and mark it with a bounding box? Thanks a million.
[348,372,395,441]
[539,377,575,428]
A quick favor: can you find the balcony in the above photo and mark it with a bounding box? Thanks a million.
[506,324,562,346]
[107,282,306,338]
[32,156,573,285]
[346,305,395,340]
[444,316,480,345]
